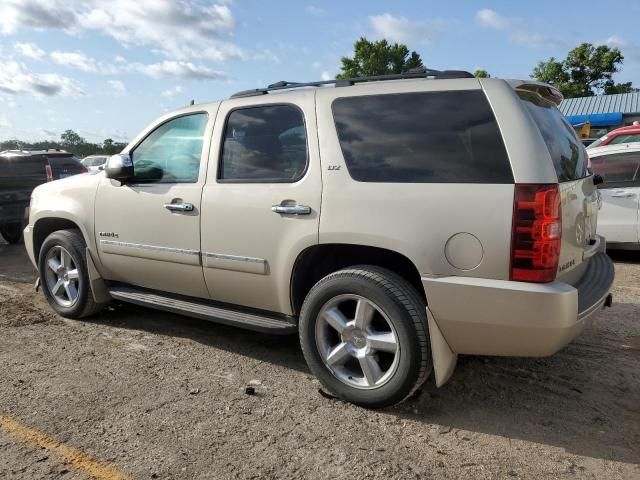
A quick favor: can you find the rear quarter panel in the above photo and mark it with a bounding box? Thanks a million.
[315,79,516,279]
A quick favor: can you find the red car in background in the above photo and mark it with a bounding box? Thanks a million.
[587,124,640,149]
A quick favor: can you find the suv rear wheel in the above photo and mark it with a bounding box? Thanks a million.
[38,229,101,318]
[0,223,23,244]
[299,266,431,408]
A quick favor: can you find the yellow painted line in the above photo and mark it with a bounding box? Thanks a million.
[0,415,129,480]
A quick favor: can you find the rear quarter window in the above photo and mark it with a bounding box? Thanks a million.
[331,90,513,183]
[519,92,588,182]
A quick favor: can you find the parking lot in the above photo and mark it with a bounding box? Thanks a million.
[0,239,638,480]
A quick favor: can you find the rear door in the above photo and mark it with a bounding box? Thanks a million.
[589,150,640,244]
[518,91,598,282]
[200,92,321,314]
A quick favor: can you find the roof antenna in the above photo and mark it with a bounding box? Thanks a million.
[190,99,195,106]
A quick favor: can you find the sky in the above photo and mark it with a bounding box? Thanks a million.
[0,0,638,144]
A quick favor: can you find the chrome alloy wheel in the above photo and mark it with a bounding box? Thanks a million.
[44,246,80,308]
[315,294,400,389]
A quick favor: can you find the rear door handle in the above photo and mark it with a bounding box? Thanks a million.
[164,202,194,212]
[610,191,635,198]
[271,204,311,215]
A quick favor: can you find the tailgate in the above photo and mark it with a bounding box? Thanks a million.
[518,90,598,284]
[48,156,83,179]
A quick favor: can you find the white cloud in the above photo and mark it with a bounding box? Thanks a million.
[320,71,332,81]
[14,42,45,60]
[51,50,99,72]
[0,0,79,34]
[606,35,626,47]
[1,1,242,62]
[132,60,225,80]
[107,79,126,95]
[0,115,10,128]
[305,6,325,16]
[475,9,512,30]
[369,13,445,44]
[0,61,84,96]
[475,9,562,49]
[161,85,184,97]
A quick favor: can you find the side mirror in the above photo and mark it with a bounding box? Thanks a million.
[105,154,134,182]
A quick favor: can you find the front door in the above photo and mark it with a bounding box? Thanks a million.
[591,150,640,244]
[95,111,215,298]
[200,93,321,314]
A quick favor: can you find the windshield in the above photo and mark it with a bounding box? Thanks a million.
[519,92,588,182]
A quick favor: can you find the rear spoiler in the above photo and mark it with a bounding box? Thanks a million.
[505,80,564,106]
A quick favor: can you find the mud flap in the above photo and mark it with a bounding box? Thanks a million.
[86,248,112,304]
[426,306,458,387]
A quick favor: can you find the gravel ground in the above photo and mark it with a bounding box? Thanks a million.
[0,240,638,479]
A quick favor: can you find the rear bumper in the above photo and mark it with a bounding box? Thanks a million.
[422,252,614,357]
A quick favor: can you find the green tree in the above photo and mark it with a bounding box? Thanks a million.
[103,138,114,148]
[337,37,423,78]
[532,43,633,98]
[473,69,491,78]
[60,129,85,146]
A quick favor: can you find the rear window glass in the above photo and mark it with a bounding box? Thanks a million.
[519,92,588,182]
[331,90,513,183]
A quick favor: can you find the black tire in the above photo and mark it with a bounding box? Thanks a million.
[299,266,431,409]
[38,229,101,318]
[0,223,23,244]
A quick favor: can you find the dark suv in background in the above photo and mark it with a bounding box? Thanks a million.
[0,150,86,244]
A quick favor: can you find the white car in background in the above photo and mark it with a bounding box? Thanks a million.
[588,143,640,249]
[81,155,109,172]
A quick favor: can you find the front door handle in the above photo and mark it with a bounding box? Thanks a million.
[271,204,311,215]
[164,202,194,212]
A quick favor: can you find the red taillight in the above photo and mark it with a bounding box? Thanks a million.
[510,184,562,283]
[80,166,88,173]
[45,164,53,182]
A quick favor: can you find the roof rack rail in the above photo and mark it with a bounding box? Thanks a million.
[230,67,474,98]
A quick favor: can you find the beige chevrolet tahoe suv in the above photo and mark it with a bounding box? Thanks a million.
[24,69,615,408]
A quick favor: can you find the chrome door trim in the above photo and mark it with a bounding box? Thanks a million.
[203,252,268,275]
[100,239,201,258]
[204,252,265,263]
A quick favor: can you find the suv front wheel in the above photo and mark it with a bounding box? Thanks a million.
[299,266,431,408]
[38,229,100,319]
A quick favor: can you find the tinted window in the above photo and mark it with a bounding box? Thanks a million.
[609,133,640,145]
[590,152,640,187]
[519,92,587,182]
[331,91,512,183]
[48,156,83,178]
[219,105,307,182]
[132,113,208,183]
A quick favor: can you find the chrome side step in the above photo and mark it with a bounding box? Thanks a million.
[108,285,297,335]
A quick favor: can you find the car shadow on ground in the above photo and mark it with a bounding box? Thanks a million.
[4,240,638,464]
[607,249,640,264]
[90,299,639,466]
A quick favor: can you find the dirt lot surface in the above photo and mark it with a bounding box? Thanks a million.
[0,240,638,479]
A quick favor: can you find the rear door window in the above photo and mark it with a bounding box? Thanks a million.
[331,90,513,183]
[519,92,588,182]
[219,105,308,182]
[590,151,640,188]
